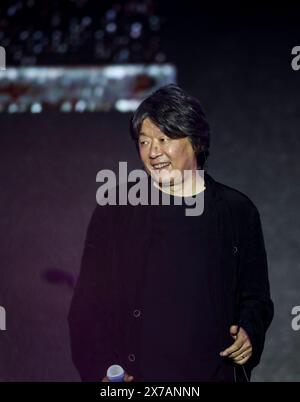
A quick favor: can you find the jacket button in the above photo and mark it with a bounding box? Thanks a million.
[133,309,141,318]
[128,354,136,362]
[233,246,238,254]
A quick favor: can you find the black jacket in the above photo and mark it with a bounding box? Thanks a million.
[68,173,274,381]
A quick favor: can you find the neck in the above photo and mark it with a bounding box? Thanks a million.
[154,170,205,197]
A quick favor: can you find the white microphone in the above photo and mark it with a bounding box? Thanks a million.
[106,364,125,382]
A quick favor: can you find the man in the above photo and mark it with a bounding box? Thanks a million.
[68,84,274,382]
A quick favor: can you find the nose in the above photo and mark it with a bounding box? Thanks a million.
[149,140,162,159]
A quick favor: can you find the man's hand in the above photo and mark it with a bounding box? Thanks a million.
[220,325,253,365]
[101,372,134,382]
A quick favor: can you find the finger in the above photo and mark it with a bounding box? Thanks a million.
[221,342,243,357]
[234,351,251,362]
[234,351,252,365]
[230,325,239,337]
[220,338,244,356]
[228,345,252,359]
[101,376,109,382]
[124,373,134,382]
[220,325,246,356]
[228,327,252,358]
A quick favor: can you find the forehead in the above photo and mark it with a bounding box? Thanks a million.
[139,118,166,137]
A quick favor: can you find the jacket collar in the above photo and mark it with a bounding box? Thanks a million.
[204,171,223,202]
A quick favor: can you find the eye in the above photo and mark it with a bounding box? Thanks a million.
[139,139,149,146]
[160,137,168,143]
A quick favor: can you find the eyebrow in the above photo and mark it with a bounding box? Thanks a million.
[139,132,167,138]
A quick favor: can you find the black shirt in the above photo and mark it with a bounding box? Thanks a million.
[139,182,234,381]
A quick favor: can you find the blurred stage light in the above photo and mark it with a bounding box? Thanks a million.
[1,0,165,65]
[0,0,170,113]
[61,101,72,113]
[106,22,117,34]
[130,22,142,39]
[31,102,42,113]
[0,65,176,113]
[8,103,19,113]
[75,100,86,112]
[115,99,141,112]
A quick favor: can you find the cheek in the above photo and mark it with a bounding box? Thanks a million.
[139,148,147,162]
[166,144,181,159]
[168,145,189,164]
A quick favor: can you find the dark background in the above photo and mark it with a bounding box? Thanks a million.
[0,2,300,381]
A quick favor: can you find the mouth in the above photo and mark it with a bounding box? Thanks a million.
[150,162,171,170]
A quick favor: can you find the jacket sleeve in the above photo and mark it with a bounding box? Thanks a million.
[68,205,116,381]
[237,203,274,369]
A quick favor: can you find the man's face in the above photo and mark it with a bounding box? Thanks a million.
[138,117,198,187]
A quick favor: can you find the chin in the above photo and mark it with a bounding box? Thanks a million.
[149,168,169,183]
[151,171,181,189]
